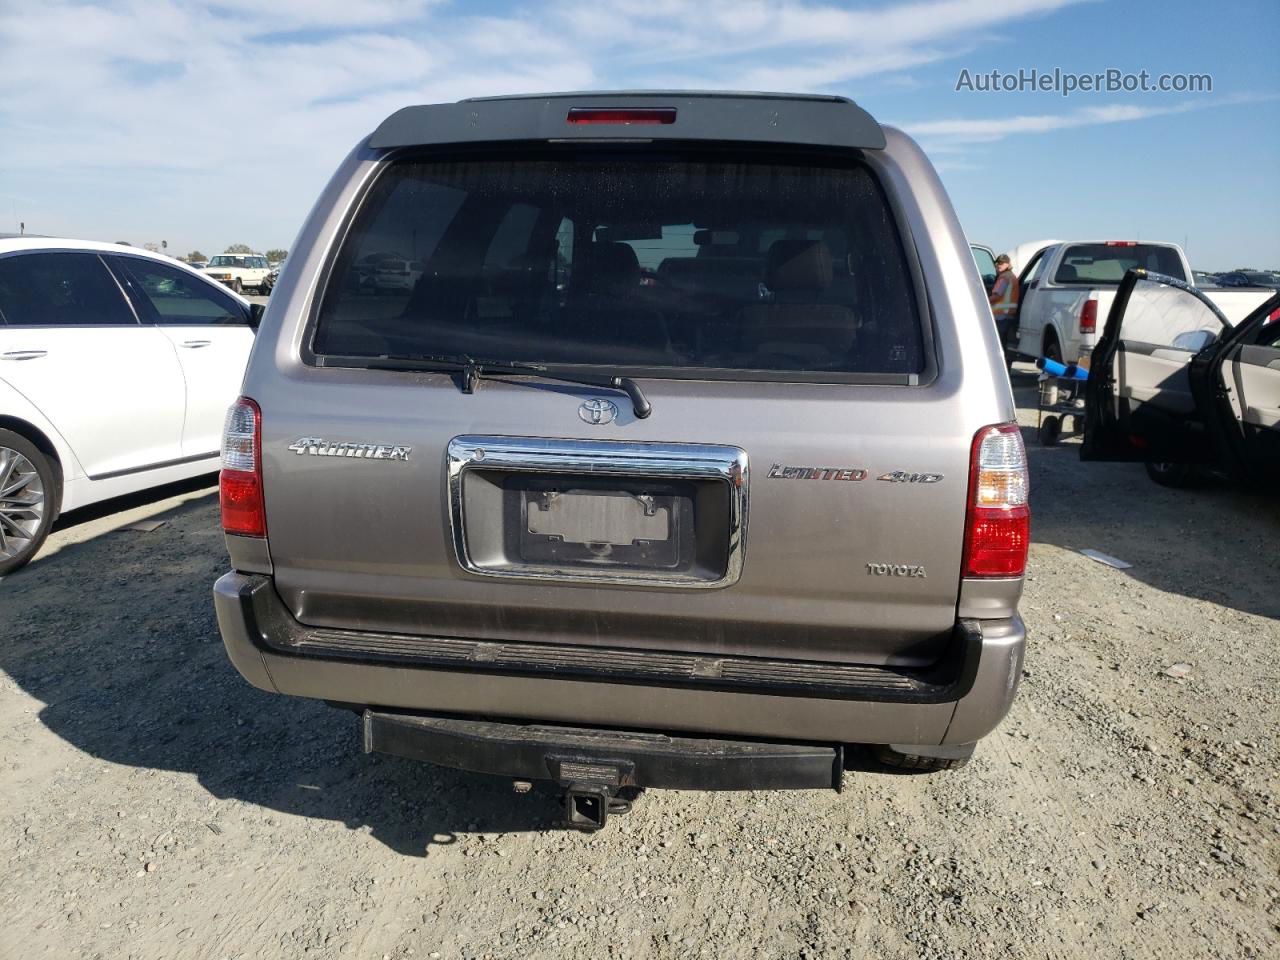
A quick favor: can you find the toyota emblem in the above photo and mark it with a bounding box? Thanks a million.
[578,398,619,425]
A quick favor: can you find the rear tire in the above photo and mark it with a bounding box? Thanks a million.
[0,429,57,575]
[1038,415,1062,446]
[1043,331,1063,365]
[1145,460,1195,488]
[874,744,972,772]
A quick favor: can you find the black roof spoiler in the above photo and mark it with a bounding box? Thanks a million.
[369,90,885,151]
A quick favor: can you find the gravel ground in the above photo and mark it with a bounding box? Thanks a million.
[2,375,1277,960]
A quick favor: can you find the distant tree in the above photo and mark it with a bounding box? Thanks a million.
[224,242,255,254]
[265,248,288,262]
[143,242,161,253]
[116,241,131,246]
[184,250,207,263]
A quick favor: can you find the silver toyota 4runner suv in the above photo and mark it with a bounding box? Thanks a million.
[214,92,1029,829]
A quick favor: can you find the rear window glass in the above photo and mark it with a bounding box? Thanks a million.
[1054,244,1186,285]
[312,152,925,378]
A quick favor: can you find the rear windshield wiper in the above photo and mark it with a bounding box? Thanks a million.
[330,352,652,419]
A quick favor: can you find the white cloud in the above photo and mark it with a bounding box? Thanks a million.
[904,93,1278,145]
[0,0,1096,251]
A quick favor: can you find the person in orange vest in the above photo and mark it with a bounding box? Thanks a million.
[989,253,1020,349]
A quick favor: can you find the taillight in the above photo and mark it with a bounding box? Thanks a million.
[566,107,676,125]
[1104,241,1137,247]
[220,397,265,537]
[1079,299,1098,335]
[962,424,1029,578]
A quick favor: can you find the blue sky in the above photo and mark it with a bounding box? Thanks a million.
[1,0,1276,269]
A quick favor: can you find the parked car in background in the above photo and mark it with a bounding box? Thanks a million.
[372,255,424,292]
[971,243,997,294]
[1011,241,1274,364]
[204,253,273,295]
[1192,269,1218,286]
[0,238,260,573]
[187,259,209,270]
[1083,269,1280,487]
[1214,269,1280,290]
[213,91,1030,830]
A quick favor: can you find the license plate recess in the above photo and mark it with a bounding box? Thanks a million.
[446,437,749,589]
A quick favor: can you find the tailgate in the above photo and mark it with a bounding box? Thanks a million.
[262,375,971,667]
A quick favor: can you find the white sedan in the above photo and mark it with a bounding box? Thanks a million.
[0,237,260,573]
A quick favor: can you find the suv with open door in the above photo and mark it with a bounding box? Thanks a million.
[213,92,1029,829]
[1082,268,1280,487]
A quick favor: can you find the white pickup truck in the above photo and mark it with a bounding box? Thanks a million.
[1010,241,1275,364]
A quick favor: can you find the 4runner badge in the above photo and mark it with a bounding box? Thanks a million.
[287,437,412,461]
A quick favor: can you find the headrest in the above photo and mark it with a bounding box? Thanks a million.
[766,239,833,293]
[1057,264,1078,283]
[575,241,641,297]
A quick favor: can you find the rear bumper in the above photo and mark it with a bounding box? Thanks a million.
[214,572,1025,746]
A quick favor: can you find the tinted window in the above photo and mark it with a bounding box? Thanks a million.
[113,258,245,325]
[313,151,925,377]
[1054,244,1186,284]
[0,252,137,327]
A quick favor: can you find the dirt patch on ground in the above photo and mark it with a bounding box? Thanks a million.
[2,379,1277,959]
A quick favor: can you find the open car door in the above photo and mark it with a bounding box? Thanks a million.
[1082,269,1231,464]
[1208,295,1280,479]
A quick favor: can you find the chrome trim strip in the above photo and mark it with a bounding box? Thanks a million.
[446,435,748,589]
[88,450,219,481]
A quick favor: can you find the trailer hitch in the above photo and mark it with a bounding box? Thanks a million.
[561,784,611,831]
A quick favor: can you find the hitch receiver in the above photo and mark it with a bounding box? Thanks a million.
[562,784,611,831]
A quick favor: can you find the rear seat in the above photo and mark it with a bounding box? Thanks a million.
[656,257,762,303]
[737,239,860,366]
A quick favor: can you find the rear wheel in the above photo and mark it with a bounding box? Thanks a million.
[0,430,56,575]
[1038,415,1062,446]
[1145,460,1195,488]
[874,744,973,772]
[1043,331,1063,365]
